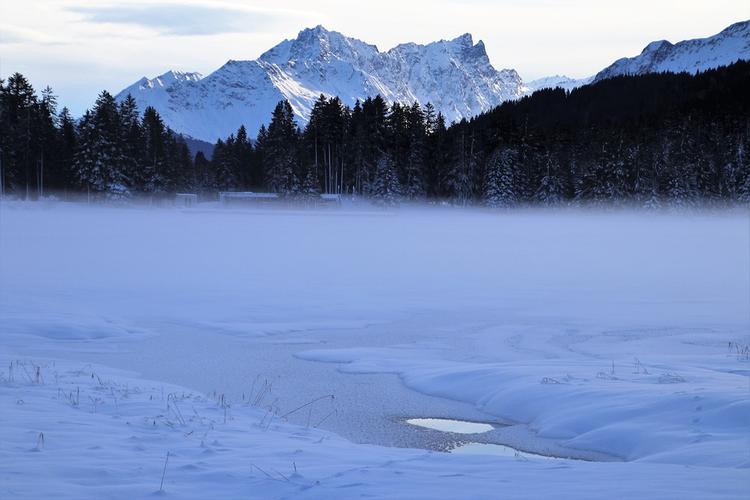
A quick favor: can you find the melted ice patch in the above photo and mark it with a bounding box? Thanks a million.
[406,418,494,434]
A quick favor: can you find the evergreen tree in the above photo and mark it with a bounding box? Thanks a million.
[402,102,426,199]
[536,153,564,205]
[300,164,321,203]
[56,107,78,196]
[448,127,477,205]
[264,100,300,194]
[73,91,129,198]
[427,112,450,198]
[252,124,269,188]
[372,153,400,206]
[193,151,212,195]
[34,85,59,197]
[211,138,238,191]
[736,136,750,203]
[483,147,517,208]
[233,125,253,189]
[118,94,143,191]
[358,96,389,195]
[348,99,367,194]
[141,106,168,193]
[0,73,37,197]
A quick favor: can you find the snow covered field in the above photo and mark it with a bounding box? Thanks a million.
[1,202,748,498]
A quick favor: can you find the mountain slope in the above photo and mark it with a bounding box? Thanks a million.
[524,75,593,93]
[594,20,750,81]
[117,22,750,143]
[115,26,525,142]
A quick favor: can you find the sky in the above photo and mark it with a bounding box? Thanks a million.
[1,0,748,115]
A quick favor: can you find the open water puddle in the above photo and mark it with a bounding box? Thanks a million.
[406,418,494,434]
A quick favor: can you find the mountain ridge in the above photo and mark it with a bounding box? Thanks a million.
[594,20,749,81]
[117,26,524,142]
[117,21,750,143]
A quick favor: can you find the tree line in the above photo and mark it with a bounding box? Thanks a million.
[1,60,749,206]
[0,76,195,199]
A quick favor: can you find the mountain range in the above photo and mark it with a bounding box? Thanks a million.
[116,21,750,143]
[594,20,749,81]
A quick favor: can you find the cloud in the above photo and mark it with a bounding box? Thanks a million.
[67,3,278,36]
[0,23,67,46]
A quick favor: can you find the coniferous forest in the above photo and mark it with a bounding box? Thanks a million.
[1,61,749,206]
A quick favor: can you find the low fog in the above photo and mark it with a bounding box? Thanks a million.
[2,203,747,336]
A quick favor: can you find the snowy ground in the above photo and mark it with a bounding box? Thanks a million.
[1,201,748,498]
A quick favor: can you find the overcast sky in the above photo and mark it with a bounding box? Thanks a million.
[1,0,748,114]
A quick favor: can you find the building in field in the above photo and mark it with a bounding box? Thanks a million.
[219,192,280,207]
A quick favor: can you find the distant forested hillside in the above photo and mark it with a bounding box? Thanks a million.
[1,61,748,206]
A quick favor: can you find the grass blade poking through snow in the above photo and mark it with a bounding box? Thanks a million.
[159,451,171,493]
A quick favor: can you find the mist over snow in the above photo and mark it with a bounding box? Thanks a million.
[1,202,748,498]
[2,204,746,327]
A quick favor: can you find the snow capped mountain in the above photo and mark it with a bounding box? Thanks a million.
[116,26,525,142]
[116,22,750,143]
[118,70,202,103]
[594,20,750,81]
[524,75,593,93]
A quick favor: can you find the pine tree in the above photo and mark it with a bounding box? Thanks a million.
[738,172,750,203]
[211,137,238,191]
[483,148,517,208]
[536,153,564,205]
[423,103,437,135]
[252,124,269,188]
[56,107,77,197]
[402,102,426,199]
[264,100,300,194]
[1,73,37,197]
[358,96,389,195]
[162,132,191,192]
[234,125,253,189]
[193,151,212,195]
[118,94,143,191]
[723,132,750,200]
[300,164,321,204]
[73,91,129,199]
[736,136,750,203]
[372,153,400,207]
[662,125,697,208]
[34,86,59,198]
[448,127,477,205]
[141,106,168,193]
[428,112,450,198]
[348,99,367,195]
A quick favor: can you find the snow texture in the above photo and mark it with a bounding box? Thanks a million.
[1,202,748,498]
